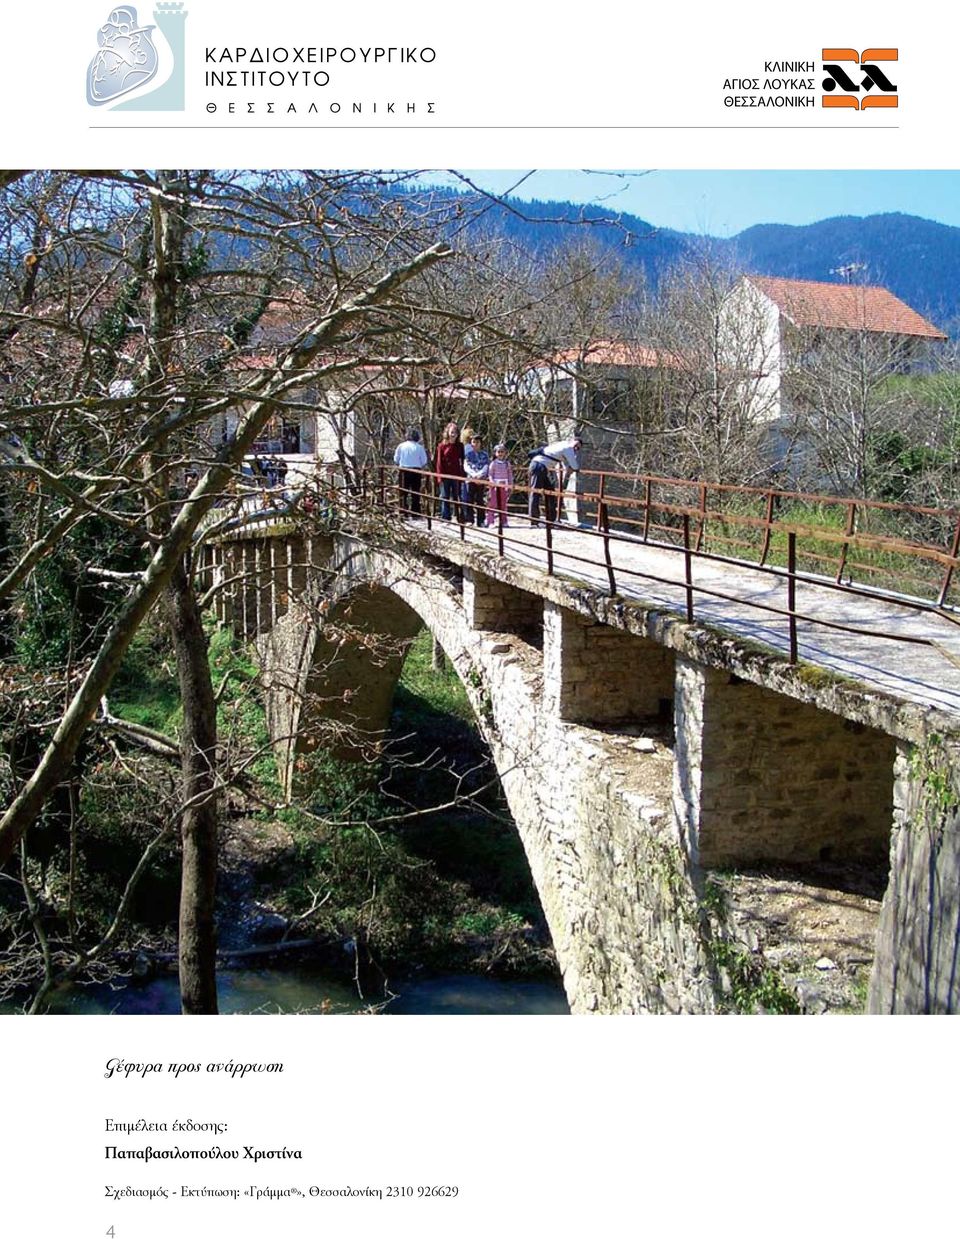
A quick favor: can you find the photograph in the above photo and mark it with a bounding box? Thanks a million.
[2,168,959,1019]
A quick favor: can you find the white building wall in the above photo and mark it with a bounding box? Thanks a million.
[721,278,784,425]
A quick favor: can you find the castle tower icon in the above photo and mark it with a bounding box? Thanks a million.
[112,3,187,111]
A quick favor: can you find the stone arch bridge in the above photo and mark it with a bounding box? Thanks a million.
[201,517,960,1015]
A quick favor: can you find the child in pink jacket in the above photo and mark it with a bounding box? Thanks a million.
[485,443,514,526]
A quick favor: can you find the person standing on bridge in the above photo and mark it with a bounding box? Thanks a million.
[393,426,429,515]
[527,436,582,526]
[435,421,465,522]
[464,432,490,526]
[485,443,514,527]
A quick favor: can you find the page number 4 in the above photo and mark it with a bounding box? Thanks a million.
[106,1229,115,1238]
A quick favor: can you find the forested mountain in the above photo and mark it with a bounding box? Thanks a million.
[427,186,960,333]
[730,214,960,332]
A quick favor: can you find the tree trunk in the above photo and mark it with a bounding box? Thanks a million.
[164,560,219,1014]
[0,240,451,868]
[0,495,11,656]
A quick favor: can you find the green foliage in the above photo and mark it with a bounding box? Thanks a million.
[849,974,870,1013]
[181,241,210,281]
[909,733,960,818]
[15,510,142,669]
[452,908,526,937]
[273,628,550,974]
[111,621,280,792]
[867,429,950,503]
[112,626,181,734]
[92,275,145,353]
[710,940,800,1015]
[208,626,279,793]
[397,628,474,723]
[76,757,180,928]
[388,630,541,919]
[882,372,960,421]
[701,876,728,917]
[276,782,468,966]
[706,491,951,602]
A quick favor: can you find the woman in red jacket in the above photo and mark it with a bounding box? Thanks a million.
[434,421,465,521]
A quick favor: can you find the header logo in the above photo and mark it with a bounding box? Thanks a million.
[86,4,188,111]
[822,48,898,109]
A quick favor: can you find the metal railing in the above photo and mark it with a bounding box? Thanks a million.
[369,463,960,667]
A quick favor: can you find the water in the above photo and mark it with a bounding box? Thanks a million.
[385,975,569,1015]
[2,968,569,1016]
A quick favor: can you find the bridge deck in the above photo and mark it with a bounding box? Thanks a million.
[420,516,960,716]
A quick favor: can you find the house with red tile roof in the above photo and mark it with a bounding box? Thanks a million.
[730,274,947,423]
[525,339,685,437]
[213,297,522,479]
[746,275,947,340]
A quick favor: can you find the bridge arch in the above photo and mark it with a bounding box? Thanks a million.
[203,522,960,1013]
[253,532,716,1014]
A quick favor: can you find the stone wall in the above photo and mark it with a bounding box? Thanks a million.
[460,621,715,1014]
[674,659,895,868]
[463,568,543,637]
[869,739,960,1013]
[543,601,675,725]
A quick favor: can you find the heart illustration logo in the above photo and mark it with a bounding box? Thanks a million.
[86,7,160,106]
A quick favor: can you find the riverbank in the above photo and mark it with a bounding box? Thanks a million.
[0,623,561,1013]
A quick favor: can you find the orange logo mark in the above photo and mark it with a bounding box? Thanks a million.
[822,48,898,109]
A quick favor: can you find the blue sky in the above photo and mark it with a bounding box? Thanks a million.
[428,171,960,237]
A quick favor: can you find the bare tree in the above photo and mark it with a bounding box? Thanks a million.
[644,252,784,485]
[0,170,455,1011]
[785,316,948,500]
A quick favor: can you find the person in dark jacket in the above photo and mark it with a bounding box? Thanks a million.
[434,421,465,521]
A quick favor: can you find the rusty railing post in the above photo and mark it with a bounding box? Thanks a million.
[759,489,775,566]
[836,500,856,584]
[683,512,694,623]
[937,513,960,605]
[545,513,554,576]
[589,468,604,532]
[643,477,652,542]
[600,500,616,596]
[788,530,798,663]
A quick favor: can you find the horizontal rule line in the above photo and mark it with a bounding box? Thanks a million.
[88,124,900,130]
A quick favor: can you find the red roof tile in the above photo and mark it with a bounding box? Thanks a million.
[747,275,947,340]
[544,340,686,370]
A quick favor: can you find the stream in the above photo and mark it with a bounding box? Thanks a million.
[2,968,570,1015]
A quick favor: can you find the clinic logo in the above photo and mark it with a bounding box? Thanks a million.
[821,48,898,109]
[86,5,188,111]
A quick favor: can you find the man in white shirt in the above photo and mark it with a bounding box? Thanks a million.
[528,437,582,525]
[393,427,430,515]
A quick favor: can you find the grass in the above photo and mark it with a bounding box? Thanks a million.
[111,621,279,793]
[385,629,543,921]
[394,627,475,723]
[111,628,181,734]
[106,622,552,976]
